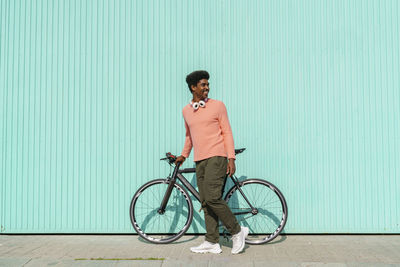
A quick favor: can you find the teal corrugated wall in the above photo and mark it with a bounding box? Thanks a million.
[1,0,399,233]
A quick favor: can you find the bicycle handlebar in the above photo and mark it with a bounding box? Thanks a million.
[160,152,180,166]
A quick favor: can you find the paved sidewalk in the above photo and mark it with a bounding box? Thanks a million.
[0,234,399,266]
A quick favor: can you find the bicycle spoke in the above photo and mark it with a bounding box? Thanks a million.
[135,199,157,210]
[226,180,287,244]
[130,180,193,243]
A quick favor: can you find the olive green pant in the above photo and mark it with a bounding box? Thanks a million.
[196,156,241,243]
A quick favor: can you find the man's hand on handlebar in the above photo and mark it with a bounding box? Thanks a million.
[175,155,186,166]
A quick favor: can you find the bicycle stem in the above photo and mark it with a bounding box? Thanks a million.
[158,162,181,214]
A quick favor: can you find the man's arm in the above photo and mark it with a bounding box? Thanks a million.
[218,102,236,176]
[218,102,236,160]
[181,120,192,158]
[176,119,192,165]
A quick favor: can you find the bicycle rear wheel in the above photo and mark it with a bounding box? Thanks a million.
[130,179,193,244]
[225,179,288,244]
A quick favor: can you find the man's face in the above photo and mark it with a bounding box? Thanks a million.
[191,79,209,100]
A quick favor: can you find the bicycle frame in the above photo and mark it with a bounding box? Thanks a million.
[158,164,256,215]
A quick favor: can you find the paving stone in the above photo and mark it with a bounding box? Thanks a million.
[0,258,32,267]
[0,235,399,266]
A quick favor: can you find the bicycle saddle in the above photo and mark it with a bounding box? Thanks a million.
[234,148,246,155]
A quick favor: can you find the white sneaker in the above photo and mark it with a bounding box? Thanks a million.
[231,226,249,254]
[190,241,222,254]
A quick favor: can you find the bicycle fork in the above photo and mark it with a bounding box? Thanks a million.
[158,163,181,214]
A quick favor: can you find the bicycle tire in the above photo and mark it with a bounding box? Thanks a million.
[224,179,288,244]
[130,179,194,244]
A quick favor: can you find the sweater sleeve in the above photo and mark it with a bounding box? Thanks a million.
[181,119,192,158]
[218,102,236,159]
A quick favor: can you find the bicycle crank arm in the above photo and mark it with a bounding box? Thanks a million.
[233,208,259,215]
[233,211,253,215]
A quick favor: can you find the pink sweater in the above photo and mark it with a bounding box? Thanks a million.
[181,98,236,162]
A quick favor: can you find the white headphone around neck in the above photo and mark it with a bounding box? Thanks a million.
[190,98,209,110]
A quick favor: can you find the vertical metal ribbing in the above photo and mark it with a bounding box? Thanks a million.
[0,0,399,234]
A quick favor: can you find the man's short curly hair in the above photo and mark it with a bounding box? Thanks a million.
[185,70,210,92]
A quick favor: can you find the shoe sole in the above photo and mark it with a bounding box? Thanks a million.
[232,227,249,254]
[190,248,222,254]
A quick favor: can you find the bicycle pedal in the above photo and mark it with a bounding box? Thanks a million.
[223,233,230,242]
[221,229,230,242]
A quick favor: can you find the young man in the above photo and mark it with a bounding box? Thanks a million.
[175,70,249,254]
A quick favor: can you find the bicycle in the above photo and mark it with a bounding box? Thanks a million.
[129,148,288,245]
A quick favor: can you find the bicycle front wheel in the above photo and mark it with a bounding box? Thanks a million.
[130,179,194,244]
[225,179,288,244]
